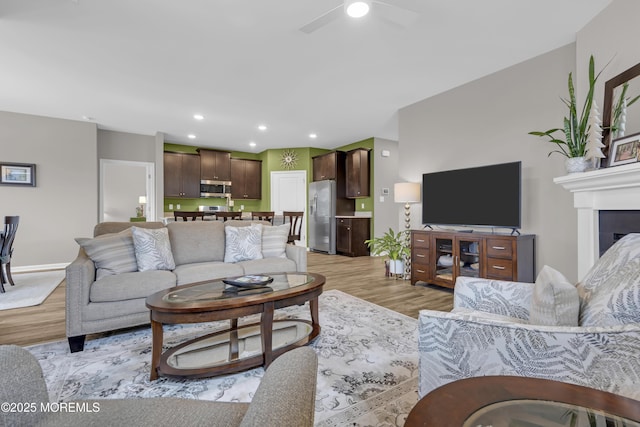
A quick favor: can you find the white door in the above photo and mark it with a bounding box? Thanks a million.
[100,159,155,222]
[271,170,307,246]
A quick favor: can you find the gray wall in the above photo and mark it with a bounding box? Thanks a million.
[399,44,577,280]
[97,129,156,161]
[0,111,97,269]
[372,137,400,238]
[577,0,640,136]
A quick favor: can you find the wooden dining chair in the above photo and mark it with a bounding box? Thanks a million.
[283,211,304,244]
[173,211,205,221]
[1,216,20,293]
[251,211,275,224]
[215,211,243,222]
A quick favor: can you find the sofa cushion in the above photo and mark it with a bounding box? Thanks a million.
[529,265,579,326]
[262,224,289,258]
[168,221,225,265]
[132,227,176,271]
[75,230,138,280]
[173,262,244,286]
[239,257,297,275]
[224,224,263,263]
[577,233,640,327]
[90,270,176,302]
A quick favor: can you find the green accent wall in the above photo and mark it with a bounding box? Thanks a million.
[163,141,375,217]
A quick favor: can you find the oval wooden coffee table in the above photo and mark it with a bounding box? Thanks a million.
[145,272,324,380]
[405,376,640,426]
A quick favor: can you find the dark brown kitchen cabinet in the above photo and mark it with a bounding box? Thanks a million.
[312,151,346,182]
[336,217,370,257]
[230,158,262,199]
[164,152,201,198]
[346,148,370,198]
[198,149,231,181]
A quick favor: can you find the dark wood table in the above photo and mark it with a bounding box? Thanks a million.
[145,272,324,380]
[405,376,640,426]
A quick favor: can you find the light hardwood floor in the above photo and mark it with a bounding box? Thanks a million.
[0,252,453,347]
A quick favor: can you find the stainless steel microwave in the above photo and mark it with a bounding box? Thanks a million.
[200,180,232,198]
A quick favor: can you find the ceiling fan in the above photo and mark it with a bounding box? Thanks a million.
[299,0,419,34]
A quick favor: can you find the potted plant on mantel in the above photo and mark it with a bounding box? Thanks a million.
[364,228,410,278]
[529,55,604,173]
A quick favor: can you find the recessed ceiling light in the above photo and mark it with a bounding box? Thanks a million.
[345,0,371,18]
[258,124,267,131]
[193,114,204,120]
[309,133,318,139]
[249,141,257,147]
[188,134,196,139]
[81,115,95,121]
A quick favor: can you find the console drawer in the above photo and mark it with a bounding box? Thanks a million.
[412,233,430,249]
[412,247,429,264]
[412,263,430,282]
[486,258,514,280]
[486,239,513,259]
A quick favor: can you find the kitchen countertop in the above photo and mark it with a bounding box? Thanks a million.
[336,212,372,219]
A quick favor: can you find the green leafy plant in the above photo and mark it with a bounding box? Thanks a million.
[611,81,640,137]
[529,55,604,158]
[364,228,410,261]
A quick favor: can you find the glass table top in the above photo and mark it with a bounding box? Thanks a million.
[161,273,316,304]
[464,399,640,427]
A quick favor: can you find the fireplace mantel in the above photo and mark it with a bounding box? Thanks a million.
[554,162,640,279]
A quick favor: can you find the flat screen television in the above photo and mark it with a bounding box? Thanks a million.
[422,161,521,230]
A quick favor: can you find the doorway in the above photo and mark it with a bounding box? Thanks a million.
[100,159,155,222]
[270,170,307,246]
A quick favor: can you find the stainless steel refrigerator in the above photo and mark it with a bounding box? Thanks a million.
[308,180,336,254]
[308,180,354,254]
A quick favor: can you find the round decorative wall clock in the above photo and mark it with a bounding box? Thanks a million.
[280,149,298,170]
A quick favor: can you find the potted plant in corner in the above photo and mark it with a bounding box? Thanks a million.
[365,228,410,278]
[529,55,603,173]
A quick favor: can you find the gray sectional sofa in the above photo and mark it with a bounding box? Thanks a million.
[66,220,307,352]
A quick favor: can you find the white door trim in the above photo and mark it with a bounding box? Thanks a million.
[270,170,307,246]
[100,159,155,222]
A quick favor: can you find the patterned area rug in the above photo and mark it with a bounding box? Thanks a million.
[28,290,419,426]
[0,270,65,311]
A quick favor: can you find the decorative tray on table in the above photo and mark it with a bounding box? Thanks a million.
[222,275,274,288]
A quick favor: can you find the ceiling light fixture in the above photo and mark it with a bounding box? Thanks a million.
[249,141,257,147]
[188,134,196,139]
[258,124,267,131]
[193,114,204,120]
[345,0,371,18]
[309,133,318,139]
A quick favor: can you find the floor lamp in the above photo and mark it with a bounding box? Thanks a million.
[394,182,421,279]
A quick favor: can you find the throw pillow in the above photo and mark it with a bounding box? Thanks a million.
[131,226,176,272]
[529,265,579,326]
[75,230,138,280]
[224,224,263,262]
[577,233,640,327]
[262,223,290,258]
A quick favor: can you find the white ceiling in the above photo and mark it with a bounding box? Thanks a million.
[0,0,611,152]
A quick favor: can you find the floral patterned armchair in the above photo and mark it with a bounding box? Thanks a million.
[418,233,640,400]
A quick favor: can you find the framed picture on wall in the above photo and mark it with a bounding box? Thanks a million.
[609,134,640,167]
[0,163,36,186]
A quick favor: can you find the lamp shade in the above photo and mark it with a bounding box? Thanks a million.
[138,196,147,204]
[394,182,420,203]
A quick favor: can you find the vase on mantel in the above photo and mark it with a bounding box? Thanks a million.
[565,156,589,174]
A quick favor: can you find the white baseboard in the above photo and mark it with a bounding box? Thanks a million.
[12,263,69,273]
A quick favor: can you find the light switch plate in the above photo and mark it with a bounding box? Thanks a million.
[380,196,384,202]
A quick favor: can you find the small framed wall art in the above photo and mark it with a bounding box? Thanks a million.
[0,162,36,186]
[609,133,640,167]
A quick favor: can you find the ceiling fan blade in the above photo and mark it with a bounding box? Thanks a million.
[299,5,343,34]
[372,0,419,28]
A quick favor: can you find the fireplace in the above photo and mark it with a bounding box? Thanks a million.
[599,210,640,256]
[554,162,640,279]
